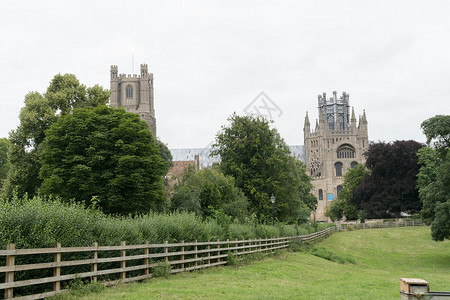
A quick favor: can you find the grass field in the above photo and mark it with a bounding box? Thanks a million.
[59,226,449,299]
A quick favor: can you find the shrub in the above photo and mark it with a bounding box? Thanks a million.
[152,261,172,278]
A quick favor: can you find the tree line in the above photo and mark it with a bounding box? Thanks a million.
[0,73,447,241]
[0,74,316,225]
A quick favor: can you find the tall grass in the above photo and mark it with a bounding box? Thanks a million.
[0,195,333,249]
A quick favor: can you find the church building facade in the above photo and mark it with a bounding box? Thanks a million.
[110,64,157,135]
[304,91,369,221]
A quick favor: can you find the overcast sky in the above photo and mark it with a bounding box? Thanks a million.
[1,0,449,149]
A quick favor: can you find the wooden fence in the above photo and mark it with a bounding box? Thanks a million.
[338,220,425,231]
[0,227,334,299]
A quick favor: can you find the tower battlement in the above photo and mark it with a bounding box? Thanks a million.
[109,64,156,135]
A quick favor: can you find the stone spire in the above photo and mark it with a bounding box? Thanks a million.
[362,109,368,124]
[304,112,310,137]
[351,107,357,130]
[304,111,310,127]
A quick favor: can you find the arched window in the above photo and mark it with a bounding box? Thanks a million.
[351,161,358,169]
[335,162,343,177]
[318,189,323,200]
[126,85,133,98]
[337,185,343,197]
[337,145,355,159]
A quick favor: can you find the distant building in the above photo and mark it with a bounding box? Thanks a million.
[170,146,305,169]
[304,91,369,221]
[166,155,200,196]
[110,64,156,135]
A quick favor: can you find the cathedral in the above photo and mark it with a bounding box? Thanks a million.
[110,64,157,135]
[304,91,369,221]
[108,65,369,223]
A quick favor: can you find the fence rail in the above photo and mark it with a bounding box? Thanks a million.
[0,227,334,299]
[338,220,425,231]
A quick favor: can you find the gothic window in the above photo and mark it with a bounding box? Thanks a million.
[351,161,358,169]
[126,85,133,98]
[337,145,355,159]
[337,185,343,197]
[335,162,343,177]
[318,189,323,200]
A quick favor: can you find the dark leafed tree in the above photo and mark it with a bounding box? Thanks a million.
[351,140,424,218]
[417,115,450,241]
[40,106,167,215]
[1,74,110,199]
[211,113,313,223]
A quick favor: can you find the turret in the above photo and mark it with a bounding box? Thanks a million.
[110,65,119,107]
[351,107,357,131]
[110,65,118,80]
[304,112,311,138]
[140,64,148,78]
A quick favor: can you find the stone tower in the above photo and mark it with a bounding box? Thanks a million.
[110,64,156,135]
[304,91,369,221]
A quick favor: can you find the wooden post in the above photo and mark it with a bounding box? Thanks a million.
[194,240,198,267]
[120,241,126,280]
[207,244,211,266]
[216,239,220,263]
[92,242,98,282]
[144,241,149,276]
[53,243,61,292]
[412,221,415,226]
[226,239,229,263]
[164,241,169,263]
[5,244,15,299]
[235,241,238,255]
[180,240,184,270]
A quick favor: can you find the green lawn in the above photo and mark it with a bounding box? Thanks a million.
[61,227,449,299]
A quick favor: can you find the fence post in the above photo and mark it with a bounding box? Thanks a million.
[92,242,98,282]
[180,240,184,270]
[144,241,149,276]
[120,241,126,280]
[226,239,229,262]
[207,243,211,266]
[194,240,198,267]
[217,239,220,263]
[164,241,169,263]
[5,244,15,299]
[53,242,61,293]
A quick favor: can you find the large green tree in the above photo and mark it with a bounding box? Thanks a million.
[417,115,450,241]
[351,140,424,218]
[211,114,313,223]
[1,74,110,198]
[325,164,367,221]
[171,166,248,221]
[0,138,10,190]
[40,105,167,215]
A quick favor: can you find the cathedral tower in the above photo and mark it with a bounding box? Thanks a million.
[110,64,156,135]
[304,91,369,221]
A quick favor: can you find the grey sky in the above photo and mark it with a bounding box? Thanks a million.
[1,0,449,148]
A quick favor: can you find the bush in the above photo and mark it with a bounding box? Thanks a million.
[152,261,172,278]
